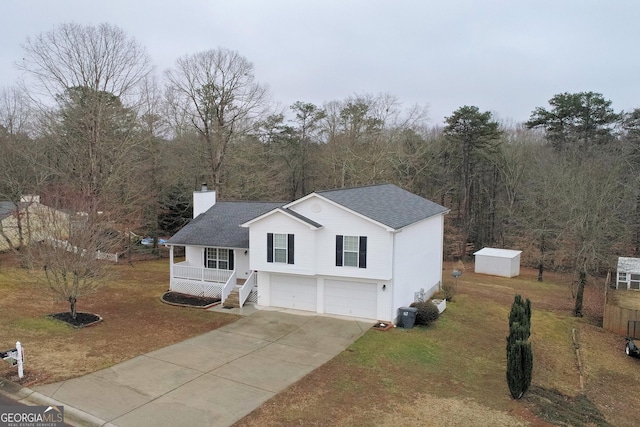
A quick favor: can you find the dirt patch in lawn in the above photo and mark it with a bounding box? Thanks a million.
[0,255,240,385]
[236,263,635,427]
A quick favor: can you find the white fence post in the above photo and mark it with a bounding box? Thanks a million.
[16,341,24,379]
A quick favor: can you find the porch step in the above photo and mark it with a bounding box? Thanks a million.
[224,287,241,308]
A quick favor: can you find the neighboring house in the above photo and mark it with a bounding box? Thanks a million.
[0,195,69,252]
[616,257,640,290]
[166,184,449,322]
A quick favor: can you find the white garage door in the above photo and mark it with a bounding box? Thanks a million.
[270,275,317,312]
[325,280,378,319]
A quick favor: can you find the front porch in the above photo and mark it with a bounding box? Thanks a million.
[169,261,257,307]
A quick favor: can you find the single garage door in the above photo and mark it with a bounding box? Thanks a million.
[325,280,377,319]
[270,275,317,312]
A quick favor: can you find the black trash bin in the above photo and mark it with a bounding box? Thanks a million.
[398,307,418,329]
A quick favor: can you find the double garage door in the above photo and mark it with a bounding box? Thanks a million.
[270,275,378,319]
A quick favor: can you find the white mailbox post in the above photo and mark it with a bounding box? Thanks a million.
[1,341,24,378]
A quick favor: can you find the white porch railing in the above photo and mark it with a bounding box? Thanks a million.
[170,281,223,299]
[221,270,237,304]
[171,261,235,300]
[173,263,233,283]
[239,271,257,308]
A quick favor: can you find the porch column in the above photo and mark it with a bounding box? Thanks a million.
[169,245,174,289]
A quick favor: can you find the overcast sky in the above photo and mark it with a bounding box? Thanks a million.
[1,0,638,125]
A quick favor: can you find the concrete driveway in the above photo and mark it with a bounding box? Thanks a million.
[26,309,371,426]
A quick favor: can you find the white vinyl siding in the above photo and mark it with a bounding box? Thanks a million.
[392,214,444,316]
[289,197,392,280]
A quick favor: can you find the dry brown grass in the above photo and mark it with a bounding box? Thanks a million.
[236,263,639,427]
[0,254,240,385]
[2,254,638,426]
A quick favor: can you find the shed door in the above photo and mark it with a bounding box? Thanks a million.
[270,275,317,311]
[325,280,377,319]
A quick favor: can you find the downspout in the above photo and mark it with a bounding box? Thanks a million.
[391,229,397,324]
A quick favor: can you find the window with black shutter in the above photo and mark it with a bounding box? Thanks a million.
[267,233,294,264]
[336,235,367,268]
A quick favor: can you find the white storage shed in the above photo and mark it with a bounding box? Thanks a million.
[473,248,522,278]
[616,257,640,290]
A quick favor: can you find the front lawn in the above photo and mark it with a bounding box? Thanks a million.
[2,255,638,426]
[0,256,240,385]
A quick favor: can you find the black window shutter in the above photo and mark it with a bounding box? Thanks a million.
[287,234,295,264]
[229,249,234,270]
[204,248,207,268]
[359,236,367,268]
[336,235,343,266]
[267,233,273,263]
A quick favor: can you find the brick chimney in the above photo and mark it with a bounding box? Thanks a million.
[193,183,216,218]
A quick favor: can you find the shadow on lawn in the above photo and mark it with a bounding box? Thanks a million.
[524,386,613,427]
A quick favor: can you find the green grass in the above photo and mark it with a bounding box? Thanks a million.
[329,276,604,418]
[9,316,71,334]
[348,328,442,368]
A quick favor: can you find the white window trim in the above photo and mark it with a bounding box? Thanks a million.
[205,248,230,270]
[273,233,288,264]
[343,235,360,267]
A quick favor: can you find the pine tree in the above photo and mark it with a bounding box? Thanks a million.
[506,295,533,399]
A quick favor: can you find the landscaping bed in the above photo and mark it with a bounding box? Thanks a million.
[161,291,220,308]
[49,312,102,328]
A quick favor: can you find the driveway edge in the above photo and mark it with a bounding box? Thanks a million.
[0,378,106,427]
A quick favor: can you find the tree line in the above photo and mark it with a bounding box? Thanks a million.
[1,23,638,317]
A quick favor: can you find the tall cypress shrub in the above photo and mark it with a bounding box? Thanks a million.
[506,295,533,399]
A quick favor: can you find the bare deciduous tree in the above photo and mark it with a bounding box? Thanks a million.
[19,22,151,101]
[22,196,120,319]
[165,48,269,191]
[0,86,48,252]
[19,23,152,215]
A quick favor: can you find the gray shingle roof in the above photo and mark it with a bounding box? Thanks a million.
[167,201,284,248]
[316,184,449,230]
[169,184,448,246]
[0,201,17,221]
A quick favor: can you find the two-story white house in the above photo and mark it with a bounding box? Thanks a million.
[166,184,449,323]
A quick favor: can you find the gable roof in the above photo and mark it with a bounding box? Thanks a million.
[315,184,449,230]
[280,208,323,228]
[167,201,284,248]
[241,207,323,229]
[618,257,640,273]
